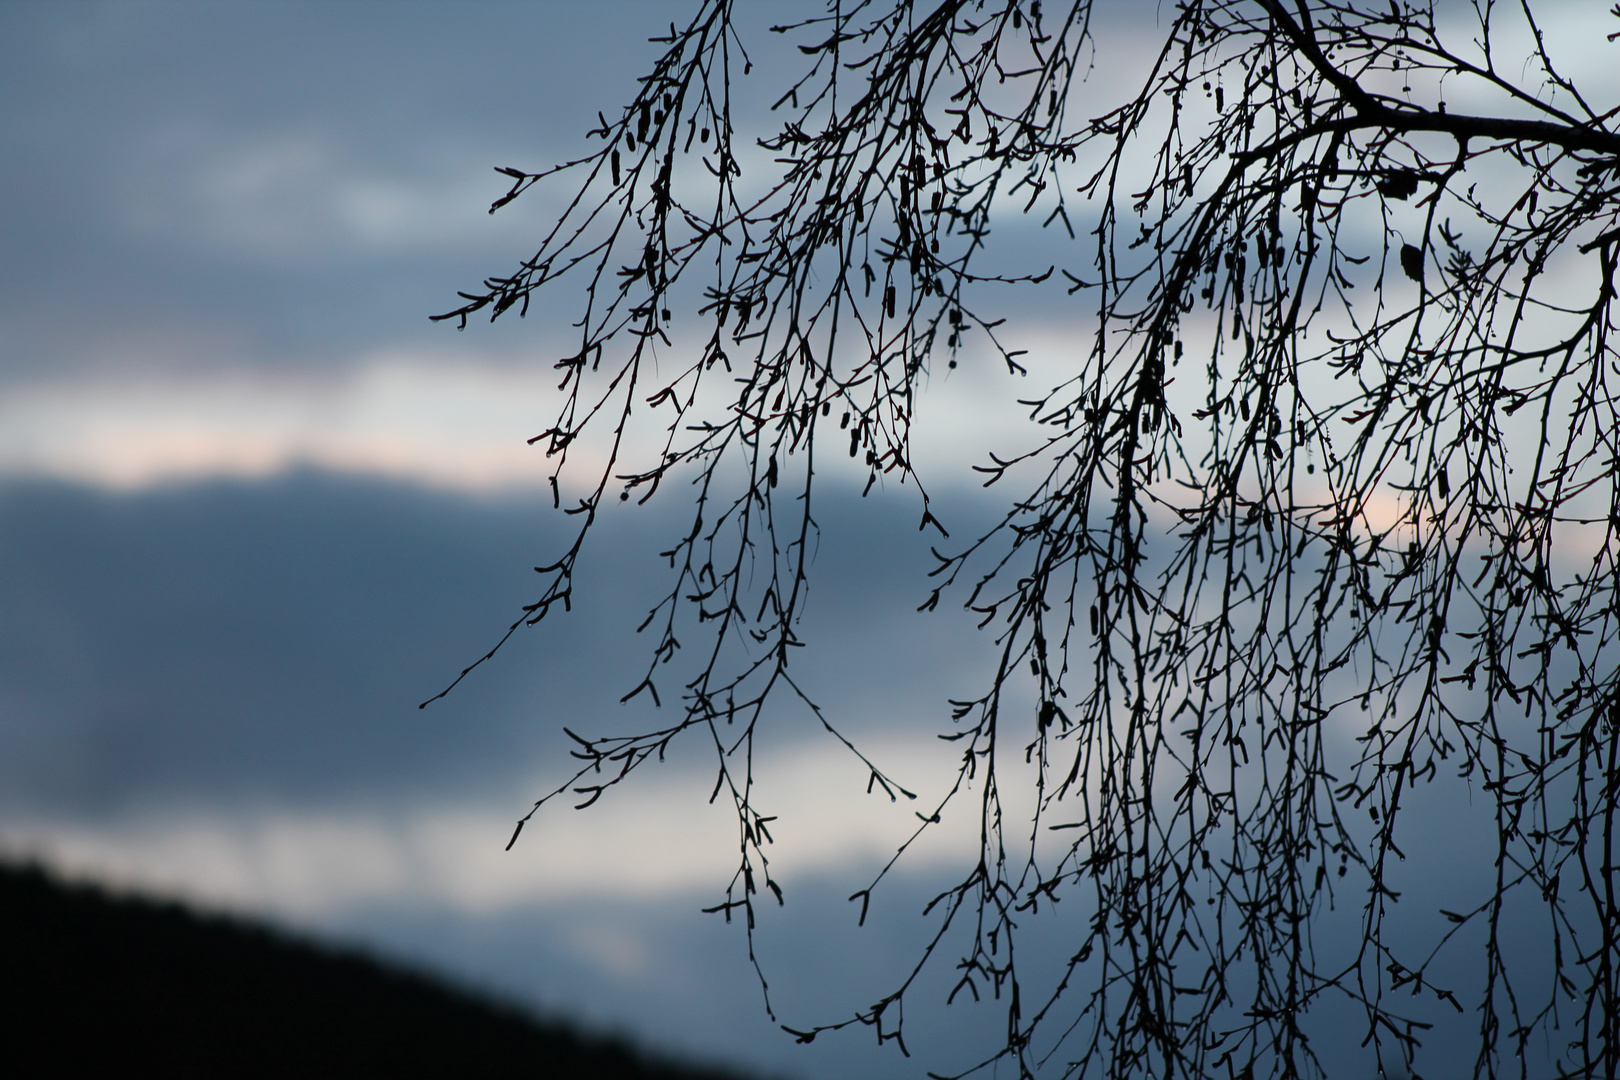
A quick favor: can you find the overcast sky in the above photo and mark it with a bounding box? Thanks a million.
[0,5,1050,1077]
[0,3,1606,1078]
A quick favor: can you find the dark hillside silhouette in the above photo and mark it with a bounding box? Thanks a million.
[0,862,762,1079]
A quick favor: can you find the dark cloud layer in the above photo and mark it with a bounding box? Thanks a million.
[2,474,541,812]
[0,2,677,381]
[0,471,989,818]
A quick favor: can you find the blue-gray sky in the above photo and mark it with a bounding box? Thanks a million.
[0,3,1604,1078]
[0,6,1040,1076]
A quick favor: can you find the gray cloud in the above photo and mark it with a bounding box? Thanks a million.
[0,2,678,383]
[0,471,992,819]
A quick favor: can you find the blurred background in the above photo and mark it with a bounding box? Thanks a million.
[0,3,1037,1077]
[3,3,1601,1077]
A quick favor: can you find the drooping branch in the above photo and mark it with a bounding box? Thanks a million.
[437,2,1620,1077]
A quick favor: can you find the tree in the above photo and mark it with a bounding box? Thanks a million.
[428,2,1620,1076]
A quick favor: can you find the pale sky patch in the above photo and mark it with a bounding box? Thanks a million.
[0,735,975,921]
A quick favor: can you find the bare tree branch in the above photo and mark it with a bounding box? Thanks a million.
[434,2,1620,1076]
